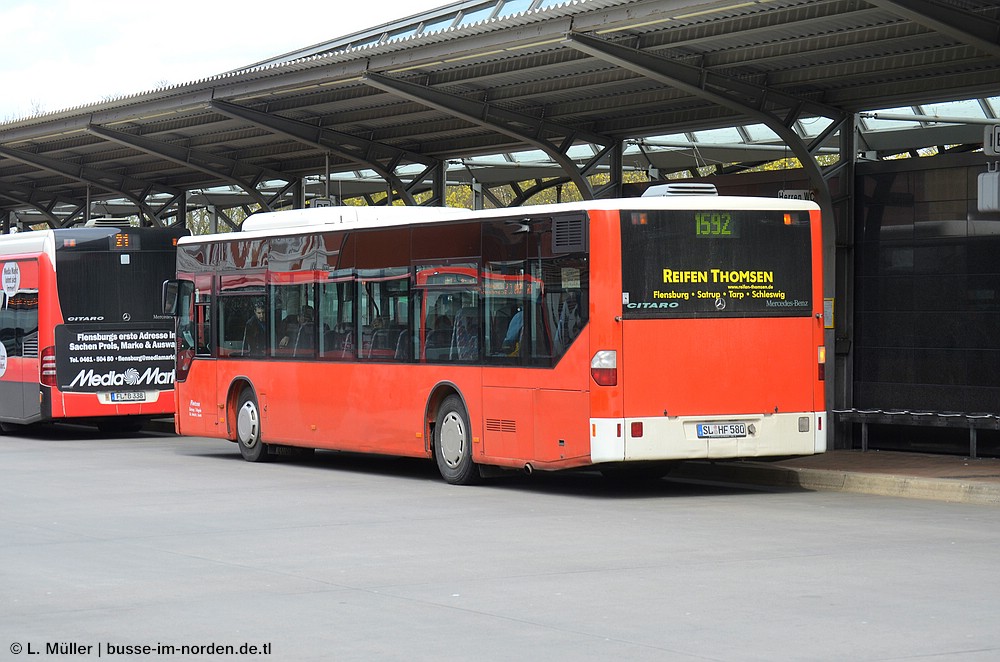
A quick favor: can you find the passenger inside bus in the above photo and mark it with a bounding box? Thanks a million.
[242,301,267,356]
[279,305,315,356]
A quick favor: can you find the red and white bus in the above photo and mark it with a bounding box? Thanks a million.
[0,226,186,433]
[163,191,826,483]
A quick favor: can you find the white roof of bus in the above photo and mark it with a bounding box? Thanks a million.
[0,229,55,260]
[180,196,821,245]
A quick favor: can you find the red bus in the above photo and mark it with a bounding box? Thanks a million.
[163,193,826,483]
[0,226,186,434]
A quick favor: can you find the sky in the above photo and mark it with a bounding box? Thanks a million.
[0,0,451,121]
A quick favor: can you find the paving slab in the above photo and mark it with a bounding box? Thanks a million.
[669,450,1000,505]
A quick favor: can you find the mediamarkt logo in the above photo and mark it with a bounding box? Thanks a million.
[68,366,175,388]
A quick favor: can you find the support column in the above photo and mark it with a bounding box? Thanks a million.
[832,115,858,448]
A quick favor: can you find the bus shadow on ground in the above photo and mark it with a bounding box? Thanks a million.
[187,442,779,498]
[2,422,173,443]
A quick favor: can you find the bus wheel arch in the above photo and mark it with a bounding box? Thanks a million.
[426,384,480,485]
[231,380,270,463]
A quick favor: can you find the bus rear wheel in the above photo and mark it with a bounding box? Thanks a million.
[434,395,480,485]
[236,387,269,463]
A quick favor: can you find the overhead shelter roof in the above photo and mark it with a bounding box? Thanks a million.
[1,0,999,226]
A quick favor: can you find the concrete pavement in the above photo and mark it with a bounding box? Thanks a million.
[148,418,1000,505]
[669,450,1000,506]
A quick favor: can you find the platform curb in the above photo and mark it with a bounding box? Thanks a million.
[668,461,1000,506]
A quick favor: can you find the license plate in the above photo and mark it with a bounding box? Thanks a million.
[697,423,747,439]
[110,391,146,403]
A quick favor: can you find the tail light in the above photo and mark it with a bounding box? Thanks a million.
[591,350,617,386]
[818,345,826,381]
[40,346,57,387]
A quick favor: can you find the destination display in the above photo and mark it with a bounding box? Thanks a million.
[54,324,176,393]
[620,209,814,318]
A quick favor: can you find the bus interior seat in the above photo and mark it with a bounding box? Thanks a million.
[491,309,513,353]
[367,328,402,358]
[423,329,451,361]
[394,331,412,360]
[450,307,480,361]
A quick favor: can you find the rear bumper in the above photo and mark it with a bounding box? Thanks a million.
[590,411,826,462]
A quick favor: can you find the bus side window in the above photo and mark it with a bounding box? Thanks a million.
[0,289,39,358]
[358,269,409,361]
[319,279,355,360]
[270,283,316,359]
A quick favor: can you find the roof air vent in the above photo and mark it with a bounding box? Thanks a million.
[642,183,719,197]
[84,217,135,228]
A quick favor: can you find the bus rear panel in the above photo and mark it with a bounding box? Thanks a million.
[589,204,826,464]
[0,227,185,430]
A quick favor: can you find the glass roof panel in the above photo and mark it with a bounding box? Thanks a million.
[566,144,596,158]
[511,149,550,162]
[351,35,383,49]
[421,16,457,33]
[797,116,834,137]
[387,27,419,42]
[692,127,743,143]
[861,107,917,131]
[497,0,534,17]
[742,124,780,142]
[457,6,496,27]
[919,99,988,121]
[642,133,689,144]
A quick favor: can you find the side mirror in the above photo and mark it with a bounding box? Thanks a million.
[162,279,193,317]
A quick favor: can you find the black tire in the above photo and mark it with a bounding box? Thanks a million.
[236,387,270,462]
[434,395,480,485]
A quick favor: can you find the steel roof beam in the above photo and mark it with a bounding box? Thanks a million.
[0,188,67,227]
[208,100,441,206]
[867,0,1000,58]
[0,144,166,224]
[361,71,616,200]
[85,124,281,211]
[564,31,844,217]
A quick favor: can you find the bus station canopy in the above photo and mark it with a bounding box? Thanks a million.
[1,0,999,226]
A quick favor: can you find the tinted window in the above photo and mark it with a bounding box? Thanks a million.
[56,228,185,324]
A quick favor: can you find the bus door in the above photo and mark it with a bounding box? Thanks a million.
[0,260,40,424]
[173,275,216,436]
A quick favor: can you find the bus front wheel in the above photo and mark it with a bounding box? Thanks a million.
[434,395,480,485]
[236,388,269,463]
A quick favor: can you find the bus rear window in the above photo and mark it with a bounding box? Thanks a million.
[57,249,178,323]
[621,209,813,318]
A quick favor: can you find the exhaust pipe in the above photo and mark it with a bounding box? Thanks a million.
[523,463,533,475]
